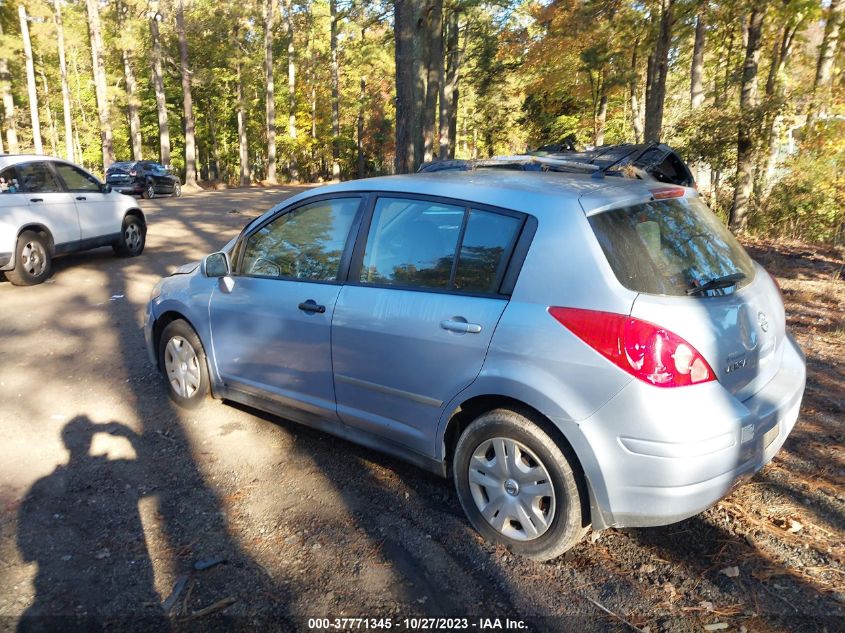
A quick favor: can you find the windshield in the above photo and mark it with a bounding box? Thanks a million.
[588,197,756,297]
[107,162,135,172]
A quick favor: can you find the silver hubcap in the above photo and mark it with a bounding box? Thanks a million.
[21,241,47,277]
[164,336,201,398]
[147,185,154,198]
[468,437,556,541]
[124,223,142,251]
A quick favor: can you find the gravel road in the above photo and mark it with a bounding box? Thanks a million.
[0,187,842,633]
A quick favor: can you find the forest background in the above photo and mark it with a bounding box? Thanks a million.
[0,0,843,243]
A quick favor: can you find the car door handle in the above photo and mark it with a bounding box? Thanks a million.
[75,196,87,201]
[298,300,326,314]
[440,319,482,334]
[29,198,43,203]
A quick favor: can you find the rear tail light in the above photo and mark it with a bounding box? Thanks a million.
[548,307,715,388]
[649,186,685,200]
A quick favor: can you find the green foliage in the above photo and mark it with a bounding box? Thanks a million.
[756,121,845,244]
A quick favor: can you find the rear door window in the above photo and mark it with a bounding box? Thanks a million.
[17,162,63,193]
[588,197,756,296]
[360,198,464,289]
[240,196,360,281]
[454,210,521,293]
[359,197,523,294]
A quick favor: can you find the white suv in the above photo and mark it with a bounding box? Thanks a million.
[0,155,147,286]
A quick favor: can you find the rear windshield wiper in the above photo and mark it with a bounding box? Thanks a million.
[686,272,746,296]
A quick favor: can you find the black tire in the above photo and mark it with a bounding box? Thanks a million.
[453,408,587,561]
[158,320,210,409]
[113,214,146,257]
[173,182,182,197]
[5,230,52,286]
[142,181,155,199]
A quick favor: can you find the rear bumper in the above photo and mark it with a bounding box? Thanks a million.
[573,332,806,529]
[109,182,144,195]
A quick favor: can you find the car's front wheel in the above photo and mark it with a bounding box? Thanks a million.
[5,230,52,286]
[173,182,182,197]
[142,181,155,199]
[113,214,146,257]
[158,320,210,409]
[453,408,587,561]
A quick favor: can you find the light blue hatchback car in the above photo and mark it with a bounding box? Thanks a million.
[145,167,805,560]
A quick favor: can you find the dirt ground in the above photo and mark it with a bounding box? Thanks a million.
[0,187,842,633]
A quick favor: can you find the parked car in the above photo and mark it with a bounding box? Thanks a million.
[144,168,805,560]
[105,160,181,199]
[0,155,147,286]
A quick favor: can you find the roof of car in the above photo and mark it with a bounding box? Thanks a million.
[0,154,78,168]
[309,169,670,216]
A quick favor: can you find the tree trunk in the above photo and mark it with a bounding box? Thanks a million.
[262,0,277,184]
[449,87,458,158]
[629,47,643,144]
[394,0,416,173]
[122,47,143,161]
[0,22,19,154]
[807,0,844,129]
[423,0,443,162]
[411,0,427,166]
[358,76,366,178]
[209,114,221,180]
[176,0,197,187]
[53,0,74,161]
[117,1,142,161]
[150,12,171,166]
[330,0,340,179]
[284,0,298,181]
[643,0,675,142]
[729,2,766,231]
[690,12,706,109]
[439,8,460,159]
[85,0,114,169]
[19,6,43,155]
[38,65,58,156]
[236,54,250,186]
[761,16,802,189]
[595,90,608,147]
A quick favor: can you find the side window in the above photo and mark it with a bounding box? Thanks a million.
[453,210,522,293]
[53,163,101,192]
[17,162,62,193]
[360,198,464,289]
[0,166,20,193]
[241,197,360,281]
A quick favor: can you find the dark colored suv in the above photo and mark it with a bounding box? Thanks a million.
[105,161,182,199]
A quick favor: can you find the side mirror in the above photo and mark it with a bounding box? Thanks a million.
[203,252,230,278]
[101,183,112,193]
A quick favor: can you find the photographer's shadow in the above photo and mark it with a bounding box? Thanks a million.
[17,416,166,632]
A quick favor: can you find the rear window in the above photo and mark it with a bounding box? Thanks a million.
[588,197,756,296]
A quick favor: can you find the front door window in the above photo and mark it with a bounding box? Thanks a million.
[241,197,360,281]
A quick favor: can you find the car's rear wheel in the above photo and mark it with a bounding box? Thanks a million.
[6,231,52,286]
[113,214,146,257]
[158,320,209,409]
[142,181,155,199]
[453,408,586,560]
